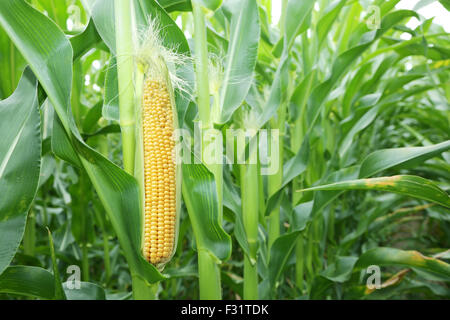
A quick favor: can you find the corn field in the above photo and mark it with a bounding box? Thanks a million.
[0,0,449,301]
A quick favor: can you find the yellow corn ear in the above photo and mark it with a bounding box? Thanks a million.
[141,77,177,266]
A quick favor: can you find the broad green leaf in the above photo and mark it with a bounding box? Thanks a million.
[70,19,103,60]
[135,0,190,53]
[82,100,103,133]
[256,56,290,128]
[341,63,373,116]
[301,175,450,208]
[439,0,450,11]
[339,105,380,161]
[309,256,358,299]
[158,0,192,12]
[0,266,55,299]
[0,27,26,99]
[0,1,72,123]
[0,68,41,276]
[83,124,121,139]
[182,163,231,261]
[289,70,316,122]
[311,140,450,216]
[63,282,106,300]
[164,264,198,279]
[292,200,313,230]
[218,0,260,124]
[268,231,300,291]
[268,201,312,291]
[284,0,315,51]
[321,256,358,282]
[335,2,362,54]
[356,247,450,280]
[52,114,82,167]
[91,0,116,52]
[283,136,310,187]
[223,173,252,261]
[359,140,450,178]
[309,166,360,215]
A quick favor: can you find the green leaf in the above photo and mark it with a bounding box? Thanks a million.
[91,0,116,52]
[192,0,222,12]
[264,136,309,216]
[309,256,358,299]
[359,140,450,178]
[52,114,82,167]
[356,247,450,280]
[311,140,450,216]
[136,0,190,54]
[218,0,260,124]
[164,264,198,279]
[268,231,300,291]
[439,0,450,11]
[339,104,380,161]
[0,266,55,299]
[63,282,106,300]
[0,68,41,276]
[321,256,358,282]
[83,124,121,139]
[0,27,26,99]
[283,136,310,187]
[70,19,103,60]
[289,70,316,122]
[256,56,290,128]
[182,163,232,261]
[301,175,450,208]
[82,100,103,133]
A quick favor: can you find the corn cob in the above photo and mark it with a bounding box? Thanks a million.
[141,76,177,267]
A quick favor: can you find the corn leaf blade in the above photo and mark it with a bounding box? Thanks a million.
[302,175,450,208]
[0,68,41,276]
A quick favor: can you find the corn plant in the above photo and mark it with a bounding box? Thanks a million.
[0,0,449,301]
